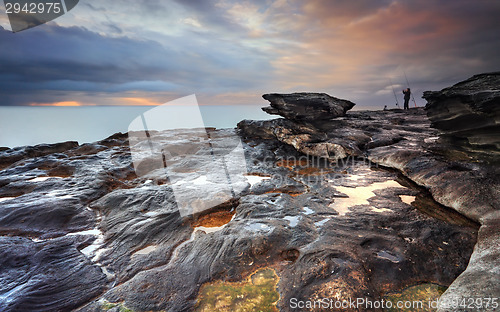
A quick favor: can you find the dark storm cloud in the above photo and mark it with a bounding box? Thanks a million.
[0,22,272,105]
[0,25,181,84]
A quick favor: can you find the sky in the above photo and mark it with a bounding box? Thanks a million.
[1,0,499,109]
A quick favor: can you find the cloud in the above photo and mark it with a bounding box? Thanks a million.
[261,0,500,106]
[29,101,89,106]
[121,97,161,106]
[0,0,499,109]
[0,25,178,83]
[0,20,273,105]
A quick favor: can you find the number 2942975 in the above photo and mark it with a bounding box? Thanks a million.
[5,2,62,14]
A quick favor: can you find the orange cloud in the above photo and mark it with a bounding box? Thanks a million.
[121,97,161,106]
[29,101,90,106]
[268,0,466,93]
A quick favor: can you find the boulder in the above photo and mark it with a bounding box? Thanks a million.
[423,72,500,159]
[262,92,355,122]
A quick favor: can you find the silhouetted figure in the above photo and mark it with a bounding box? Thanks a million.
[402,88,411,110]
[383,105,388,111]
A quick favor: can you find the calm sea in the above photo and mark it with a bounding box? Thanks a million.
[0,105,272,148]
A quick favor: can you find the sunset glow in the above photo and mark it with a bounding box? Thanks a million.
[29,101,89,107]
[121,97,162,106]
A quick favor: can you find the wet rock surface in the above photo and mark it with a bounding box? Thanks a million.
[0,235,107,312]
[79,156,476,312]
[0,126,479,312]
[0,79,497,311]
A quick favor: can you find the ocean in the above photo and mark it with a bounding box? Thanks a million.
[0,105,272,148]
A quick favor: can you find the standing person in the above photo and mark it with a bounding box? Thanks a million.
[402,88,411,110]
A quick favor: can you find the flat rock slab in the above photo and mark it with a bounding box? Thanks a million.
[0,125,480,312]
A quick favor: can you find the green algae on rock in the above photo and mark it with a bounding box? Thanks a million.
[384,283,447,312]
[101,299,135,312]
[195,268,280,312]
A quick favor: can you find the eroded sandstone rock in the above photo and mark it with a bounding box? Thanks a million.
[423,72,500,162]
[0,235,106,312]
[0,126,479,312]
[238,77,499,312]
[1,79,496,311]
[262,93,355,122]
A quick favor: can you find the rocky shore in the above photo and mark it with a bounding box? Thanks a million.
[0,73,498,311]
